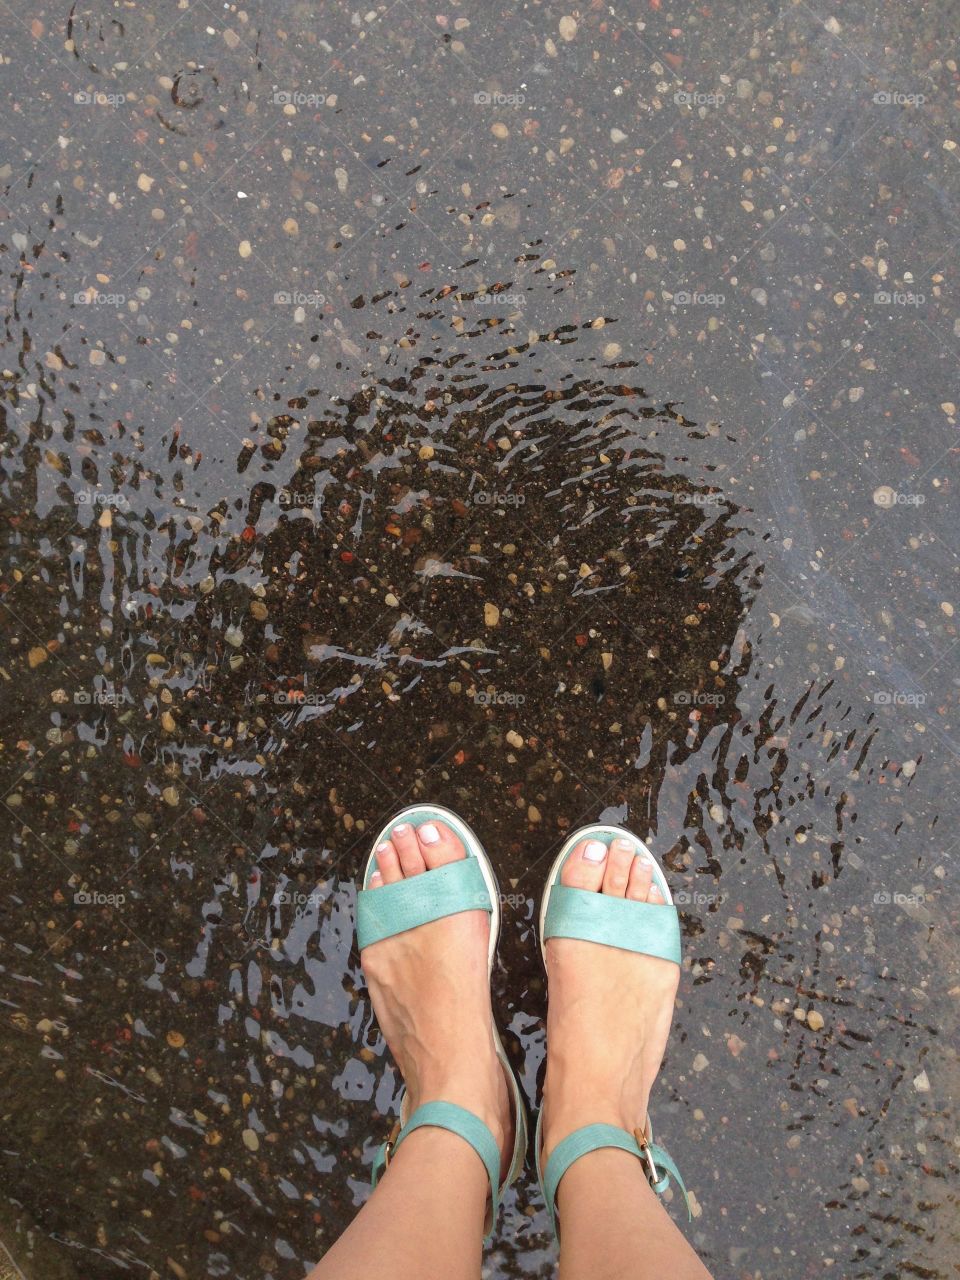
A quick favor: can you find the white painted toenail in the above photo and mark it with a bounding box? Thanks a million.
[393,823,410,834]
[419,823,441,843]
[376,841,391,852]
[613,837,635,851]
[583,840,608,862]
[370,871,383,884]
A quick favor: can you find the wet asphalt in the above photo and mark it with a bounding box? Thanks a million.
[0,3,958,1278]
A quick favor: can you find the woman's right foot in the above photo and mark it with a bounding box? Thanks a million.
[540,834,680,1163]
[360,818,514,1184]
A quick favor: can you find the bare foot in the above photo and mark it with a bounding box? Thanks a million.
[540,834,680,1162]
[360,817,514,1181]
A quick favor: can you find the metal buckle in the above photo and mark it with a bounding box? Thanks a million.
[633,1125,660,1186]
[382,1119,402,1169]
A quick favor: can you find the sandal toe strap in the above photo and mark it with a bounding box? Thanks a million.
[357,855,491,949]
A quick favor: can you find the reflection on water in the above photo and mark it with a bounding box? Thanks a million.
[1,9,955,1279]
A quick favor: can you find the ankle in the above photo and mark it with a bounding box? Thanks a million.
[541,1069,650,1160]
[415,1048,509,1144]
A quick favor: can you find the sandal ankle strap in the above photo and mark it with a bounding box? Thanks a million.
[539,1119,692,1238]
[371,1101,502,1234]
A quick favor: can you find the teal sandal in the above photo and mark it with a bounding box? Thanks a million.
[356,804,528,1238]
[534,824,691,1240]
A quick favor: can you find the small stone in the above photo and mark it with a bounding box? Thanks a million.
[824,15,841,33]
[242,1128,260,1151]
[901,760,917,778]
[941,601,954,616]
[166,1030,185,1048]
[162,787,179,807]
[610,127,628,143]
[603,341,622,359]
[282,217,299,236]
[28,646,48,668]
[137,173,155,192]
[160,711,176,733]
[941,402,956,416]
[601,651,613,670]
[418,444,435,460]
[491,122,509,139]
[484,602,500,626]
[238,240,252,258]
[528,805,542,823]
[559,15,578,40]
[692,1052,709,1072]
[505,730,524,750]
[806,1010,825,1031]
[384,592,400,607]
[913,1070,930,1092]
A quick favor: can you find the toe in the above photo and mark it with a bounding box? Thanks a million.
[560,838,608,891]
[390,823,426,877]
[602,836,636,897]
[415,818,466,869]
[626,854,654,901]
[374,839,403,884]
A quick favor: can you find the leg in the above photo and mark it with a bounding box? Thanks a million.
[556,1151,711,1279]
[309,1125,487,1280]
[541,835,716,1280]
[309,819,513,1280]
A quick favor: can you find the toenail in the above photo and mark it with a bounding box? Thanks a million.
[583,840,608,862]
[613,837,635,851]
[376,841,392,853]
[370,871,383,884]
[637,849,654,862]
[393,823,410,834]
[419,823,441,843]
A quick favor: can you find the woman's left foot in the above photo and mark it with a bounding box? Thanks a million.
[360,818,514,1181]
